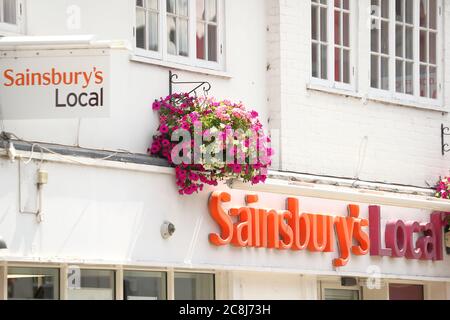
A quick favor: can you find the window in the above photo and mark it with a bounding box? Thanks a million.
[0,0,22,34]
[371,0,390,90]
[8,267,60,300]
[0,0,16,24]
[321,281,361,300]
[196,0,218,62]
[370,0,441,102]
[311,0,329,80]
[419,0,438,99]
[311,0,355,89]
[136,0,160,52]
[123,271,167,300]
[324,288,360,300]
[135,0,224,70]
[67,269,115,300]
[174,272,215,300]
[167,0,189,57]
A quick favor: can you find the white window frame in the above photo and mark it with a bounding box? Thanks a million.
[133,0,225,71]
[310,0,358,92]
[368,0,443,107]
[0,0,24,35]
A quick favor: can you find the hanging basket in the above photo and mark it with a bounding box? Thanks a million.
[149,93,273,195]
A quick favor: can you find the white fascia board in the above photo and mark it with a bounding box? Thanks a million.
[0,35,131,50]
[228,179,450,212]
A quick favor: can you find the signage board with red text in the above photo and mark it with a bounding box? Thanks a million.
[207,190,450,277]
[0,49,110,119]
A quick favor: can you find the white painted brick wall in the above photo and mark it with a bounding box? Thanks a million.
[267,0,450,188]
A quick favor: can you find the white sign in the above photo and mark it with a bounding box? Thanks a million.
[0,50,110,119]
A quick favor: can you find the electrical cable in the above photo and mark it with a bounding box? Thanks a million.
[2,131,135,167]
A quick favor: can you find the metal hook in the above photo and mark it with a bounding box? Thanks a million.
[441,124,450,156]
[168,70,212,98]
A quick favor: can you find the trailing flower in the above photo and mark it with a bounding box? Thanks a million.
[149,93,273,195]
[435,177,450,199]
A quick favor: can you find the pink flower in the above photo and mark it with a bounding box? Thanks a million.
[160,124,169,134]
[190,172,200,181]
[162,139,170,147]
[250,110,259,118]
[152,100,161,110]
[232,164,242,174]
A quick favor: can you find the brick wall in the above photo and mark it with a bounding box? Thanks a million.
[267,0,450,188]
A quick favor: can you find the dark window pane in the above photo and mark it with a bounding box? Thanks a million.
[405,61,413,94]
[420,30,427,62]
[396,59,404,93]
[207,24,218,61]
[381,20,389,54]
[324,289,359,300]
[405,0,413,24]
[381,0,389,18]
[343,49,350,83]
[335,47,341,81]
[197,22,206,59]
[312,6,318,40]
[429,0,437,29]
[312,43,319,78]
[148,12,159,51]
[343,12,349,47]
[124,271,167,300]
[68,270,115,300]
[429,32,436,64]
[3,0,17,24]
[335,10,341,45]
[420,0,427,27]
[396,25,403,57]
[320,7,328,42]
[420,64,428,97]
[396,0,403,22]
[167,0,176,14]
[136,9,146,49]
[167,16,177,55]
[371,55,379,88]
[430,66,437,99]
[321,44,328,79]
[175,273,214,300]
[343,0,349,10]
[8,267,59,300]
[405,26,413,60]
[381,56,389,90]
[371,23,379,53]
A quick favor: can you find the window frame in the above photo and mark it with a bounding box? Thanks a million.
[320,280,362,300]
[368,0,443,107]
[0,0,24,35]
[310,0,358,92]
[133,0,225,71]
[7,266,61,300]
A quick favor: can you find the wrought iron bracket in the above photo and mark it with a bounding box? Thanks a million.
[169,70,211,97]
[441,124,450,156]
